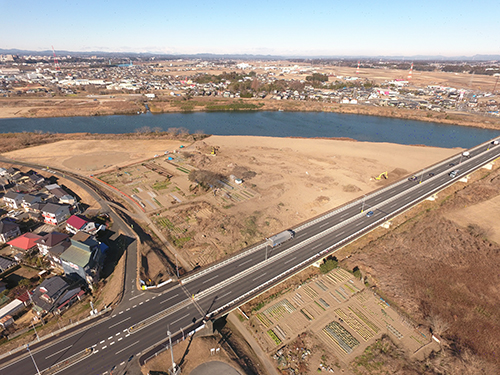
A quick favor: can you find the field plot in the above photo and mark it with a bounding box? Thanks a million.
[250,267,430,364]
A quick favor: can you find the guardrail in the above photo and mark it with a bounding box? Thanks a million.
[41,347,93,375]
[128,299,190,334]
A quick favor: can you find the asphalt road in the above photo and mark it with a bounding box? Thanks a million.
[1,138,499,375]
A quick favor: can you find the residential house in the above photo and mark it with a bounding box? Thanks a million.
[7,233,43,253]
[21,194,42,211]
[45,241,71,267]
[3,191,25,209]
[66,215,89,234]
[0,256,17,273]
[0,299,25,320]
[0,220,21,243]
[60,237,101,286]
[27,172,45,186]
[46,184,76,205]
[35,232,69,256]
[41,203,70,225]
[31,276,77,315]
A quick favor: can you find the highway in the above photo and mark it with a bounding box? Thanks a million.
[0,138,499,375]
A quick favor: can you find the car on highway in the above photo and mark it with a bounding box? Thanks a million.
[492,140,499,146]
[408,176,418,181]
[366,211,374,217]
[449,163,455,167]
[428,172,435,177]
[449,170,460,178]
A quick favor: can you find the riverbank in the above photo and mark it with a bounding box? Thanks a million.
[1,95,499,131]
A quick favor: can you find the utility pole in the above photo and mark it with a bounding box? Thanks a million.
[361,195,366,213]
[27,344,41,375]
[167,329,180,375]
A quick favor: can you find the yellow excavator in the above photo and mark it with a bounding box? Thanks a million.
[375,171,388,180]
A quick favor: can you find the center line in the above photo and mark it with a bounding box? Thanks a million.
[202,275,219,284]
[171,313,189,325]
[116,340,140,355]
[45,345,72,359]
[253,273,266,281]
[238,258,253,267]
[160,293,179,305]
[284,256,297,264]
[109,317,131,329]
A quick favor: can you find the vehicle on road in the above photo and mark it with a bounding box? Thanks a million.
[428,172,435,177]
[492,140,499,145]
[267,230,295,247]
[366,211,374,217]
[408,176,418,181]
[449,163,455,167]
[449,170,460,178]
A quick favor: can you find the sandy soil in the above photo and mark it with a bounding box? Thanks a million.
[2,139,187,174]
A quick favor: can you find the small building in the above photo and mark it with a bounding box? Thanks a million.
[0,315,14,329]
[36,232,70,256]
[3,191,25,209]
[60,238,101,286]
[66,215,90,234]
[21,194,42,211]
[0,299,24,320]
[31,276,71,315]
[41,203,70,225]
[7,233,43,253]
[0,220,21,243]
[0,256,17,273]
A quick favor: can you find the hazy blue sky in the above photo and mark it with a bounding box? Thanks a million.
[1,0,499,56]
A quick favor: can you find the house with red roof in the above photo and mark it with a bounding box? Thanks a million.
[7,233,43,252]
[66,215,89,234]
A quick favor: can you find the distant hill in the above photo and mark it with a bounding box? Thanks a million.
[0,48,498,61]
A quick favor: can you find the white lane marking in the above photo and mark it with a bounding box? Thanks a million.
[115,332,120,336]
[125,334,130,337]
[312,243,323,250]
[253,273,267,281]
[110,341,115,346]
[119,311,124,315]
[202,275,219,284]
[123,329,128,332]
[334,230,345,237]
[146,299,150,302]
[102,345,107,350]
[355,221,363,227]
[92,344,97,348]
[219,290,232,299]
[139,302,144,305]
[45,345,72,359]
[112,315,116,318]
[100,340,105,344]
[120,361,125,366]
[152,296,156,299]
[160,293,179,305]
[171,314,189,325]
[116,340,140,355]
[238,258,253,267]
[129,293,144,301]
[126,308,130,311]
[118,337,123,342]
[340,212,350,218]
[319,222,329,228]
[109,317,131,329]
[133,305,137,308]
[94,349,99,353]
[284,256,297,265]
[108,336,113,340]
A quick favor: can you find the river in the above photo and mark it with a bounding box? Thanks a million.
[0,112,498,148]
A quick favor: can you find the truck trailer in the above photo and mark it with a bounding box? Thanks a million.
[267,230,295,248]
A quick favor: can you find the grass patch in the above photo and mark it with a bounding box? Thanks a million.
[205,102,264,111]
[152,180,171,190]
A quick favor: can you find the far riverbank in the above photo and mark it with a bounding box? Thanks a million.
[1,96,499,131]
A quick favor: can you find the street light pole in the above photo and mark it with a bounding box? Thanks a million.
[32,321,40,342]
[27,344,42,375]
[361,195,366,213]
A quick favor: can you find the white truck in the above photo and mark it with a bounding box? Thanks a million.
[267,230,295,248]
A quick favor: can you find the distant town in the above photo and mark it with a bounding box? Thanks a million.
[1,53,499,119]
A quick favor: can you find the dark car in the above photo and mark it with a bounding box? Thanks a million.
[428,172,435,177]
[449,163,455,167]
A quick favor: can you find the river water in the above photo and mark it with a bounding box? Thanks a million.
[0,111,498,148]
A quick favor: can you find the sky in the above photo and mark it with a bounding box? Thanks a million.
[1,0,499,57]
